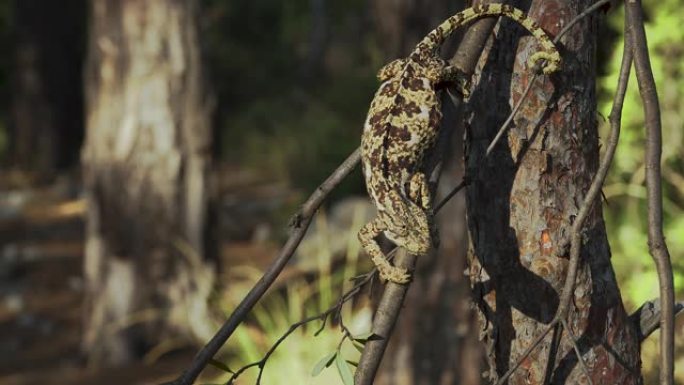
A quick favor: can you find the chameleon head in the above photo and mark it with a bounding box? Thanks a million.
[382,197,433,255]
[409,54,448,85]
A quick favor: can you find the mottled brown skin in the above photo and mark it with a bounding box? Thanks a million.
[359,4,561,283]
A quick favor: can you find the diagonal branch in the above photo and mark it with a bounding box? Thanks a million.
[624,1,675,384]
[224,270,375,384]
[166,149,361,385]
[630,298,684,343]
[354,7,504,384]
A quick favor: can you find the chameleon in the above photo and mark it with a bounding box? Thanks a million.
[358,4,561,283]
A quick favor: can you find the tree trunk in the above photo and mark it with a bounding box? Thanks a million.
[465,1,640,384]
[10,0,86,174]
[82,0,216,366]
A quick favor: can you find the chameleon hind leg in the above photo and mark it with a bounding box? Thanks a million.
[408,172,440,248]
[358,218,411,283]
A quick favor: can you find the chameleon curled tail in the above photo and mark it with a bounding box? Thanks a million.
[413,3,561,74]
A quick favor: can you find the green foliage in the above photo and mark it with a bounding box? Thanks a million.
[214,209,370,385]
[311,351,336,377]
[334,353,354,385]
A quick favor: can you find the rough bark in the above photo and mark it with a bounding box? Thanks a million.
[82,0,216,366]
[10,0,86,173]
[465,1,641,384]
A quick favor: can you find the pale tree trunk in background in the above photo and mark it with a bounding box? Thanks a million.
[10,0,85,173]
[373,1,484,384]
[82,0,217,366]
[465,1,640,384]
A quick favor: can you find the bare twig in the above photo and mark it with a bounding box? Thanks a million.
[486,77,537,155]
[167,149,361,385]
[630,298,684,342]
[625,0,675,384]
[225,271,375,384]
[434,179,468,212]
[495,12,632,385]
[354,249,416,384]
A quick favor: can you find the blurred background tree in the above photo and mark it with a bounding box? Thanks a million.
[81,0,217,366]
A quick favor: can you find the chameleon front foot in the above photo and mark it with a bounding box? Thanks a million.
[374,257,411,284]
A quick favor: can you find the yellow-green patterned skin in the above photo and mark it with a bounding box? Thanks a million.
[358,4,561,283]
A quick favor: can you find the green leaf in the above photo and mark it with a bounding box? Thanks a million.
[311,352,337,377]
[352,340,365,353]
[346,359,359,368]
[336,353,354,385]
[208,358,234,374]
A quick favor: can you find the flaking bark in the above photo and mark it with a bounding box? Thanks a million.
[465,1,641,384]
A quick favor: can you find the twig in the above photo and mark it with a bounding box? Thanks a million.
[630,299,684,342]
[486,77,537,155]
[495,11,632,385]
[625,0,675,384]
[434,179,467,212]
[225,271,374,384]
[166,149,361,385]
[354,249,416,384]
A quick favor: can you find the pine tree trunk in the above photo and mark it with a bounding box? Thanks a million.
[465,1,640,384]
[81,0,216,366]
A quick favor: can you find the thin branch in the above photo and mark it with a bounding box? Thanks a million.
[630,298,684,342]
[486,77,537,155]
[625,1,675,384]
[555,0,612,38]
[225,271,374,384]
[434,179,467,212]
[495,13,632,385]
[167,149,361,385]
[354,249,416,385]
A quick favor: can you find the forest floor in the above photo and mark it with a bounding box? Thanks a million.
[0,169,296,385]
